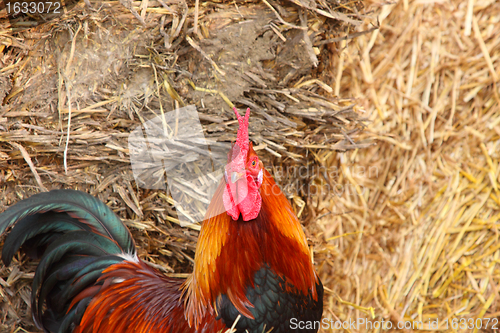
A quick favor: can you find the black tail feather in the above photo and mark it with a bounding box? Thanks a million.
[0,190,138,332]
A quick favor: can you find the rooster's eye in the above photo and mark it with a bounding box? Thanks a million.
[251,160,256,167]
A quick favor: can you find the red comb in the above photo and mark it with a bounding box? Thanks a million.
[233,107,250,154]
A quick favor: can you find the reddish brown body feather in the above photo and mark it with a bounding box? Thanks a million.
[185,165,319,327]
[72,260,225,333]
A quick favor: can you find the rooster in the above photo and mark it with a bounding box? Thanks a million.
[0,107,323,333]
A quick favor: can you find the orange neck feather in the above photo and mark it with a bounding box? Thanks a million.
[183,169,318,327]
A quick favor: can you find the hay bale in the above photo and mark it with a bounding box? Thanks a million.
[315,0,500,332]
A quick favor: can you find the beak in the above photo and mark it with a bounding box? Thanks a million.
[231,171,245,183]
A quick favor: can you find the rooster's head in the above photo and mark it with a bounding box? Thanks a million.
[223,107,264,221]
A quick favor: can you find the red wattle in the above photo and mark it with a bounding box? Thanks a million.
[223,174,261,221]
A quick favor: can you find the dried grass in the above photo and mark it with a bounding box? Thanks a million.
[315,0,500,331]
